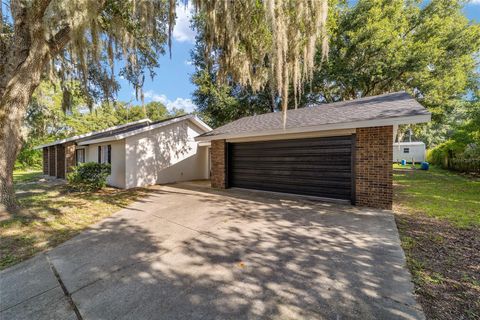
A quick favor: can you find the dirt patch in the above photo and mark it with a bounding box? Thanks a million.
[395,212,480,319]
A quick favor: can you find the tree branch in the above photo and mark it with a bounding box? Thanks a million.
[48,25,70,55]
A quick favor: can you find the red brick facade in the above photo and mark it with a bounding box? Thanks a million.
[211,139,227,189]
[43,147,49,175]
[210,126,394,209]
[355,126,393,209]
[43,143,77,178]
[65,142,76,174]
[48,146,56,176]
[56,144,66,179]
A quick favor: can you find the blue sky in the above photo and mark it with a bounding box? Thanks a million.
[114,2,480,112]
[116,4,198,112]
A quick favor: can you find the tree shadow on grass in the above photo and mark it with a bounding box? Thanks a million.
[1,182,155,270]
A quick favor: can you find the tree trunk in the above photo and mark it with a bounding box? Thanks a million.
[0,33,50,212]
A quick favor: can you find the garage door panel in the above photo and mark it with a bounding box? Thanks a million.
[232,181,351,198]
[228,136,354,201]
[232,163,351,171]
[230,155,351,163]
[232,173,352,187]
[231,168,352,178]
[232,137,352,150]
[231,147,352,156]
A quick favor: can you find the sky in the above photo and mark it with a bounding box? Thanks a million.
[116,4,198,112]
[117,1,480,113]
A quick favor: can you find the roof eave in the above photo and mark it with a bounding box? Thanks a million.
[194,114,431,142]
[33,118,151,149]
[78,115,212,146]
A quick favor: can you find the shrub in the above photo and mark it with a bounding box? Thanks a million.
[15,145,42,170]
[67,162,111,191]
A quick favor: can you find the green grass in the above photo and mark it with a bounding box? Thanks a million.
[13,169,44,183]
[1,169,153,270]
[394,164,480,228]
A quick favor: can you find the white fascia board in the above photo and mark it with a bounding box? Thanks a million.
[195,114,431,142]
[77,115,209,146]
[190,116,213,132]
[34,118,151,149]
[197,141,212,147]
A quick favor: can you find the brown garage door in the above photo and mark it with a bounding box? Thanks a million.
[228,135,355,202]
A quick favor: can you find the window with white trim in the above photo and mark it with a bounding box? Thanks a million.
[75,149,85,165]
[98,145,112,164]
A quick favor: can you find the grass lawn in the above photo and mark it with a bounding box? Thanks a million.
[0,169,152,270]
[393,164,480,319]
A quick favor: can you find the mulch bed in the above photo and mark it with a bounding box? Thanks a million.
[395,213,480,319]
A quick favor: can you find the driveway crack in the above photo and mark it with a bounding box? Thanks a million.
[46,255,83,320]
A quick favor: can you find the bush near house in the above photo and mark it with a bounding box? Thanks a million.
[67,162,111,191]
[427,104,480,174]
[428,143,480,174]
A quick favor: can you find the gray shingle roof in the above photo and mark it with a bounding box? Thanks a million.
[198,92,429,140]
[75,114,190,143]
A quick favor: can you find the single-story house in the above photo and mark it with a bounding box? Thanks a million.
[393,141,426,163]
[37,91,430,210]
[195,91,430,210]
[36,115,212,189]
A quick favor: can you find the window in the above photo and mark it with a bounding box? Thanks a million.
[75,149,85,165]
[403,147,410,154]
[98,145,112,164]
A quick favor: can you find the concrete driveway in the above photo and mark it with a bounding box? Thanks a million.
[0,184,424,320]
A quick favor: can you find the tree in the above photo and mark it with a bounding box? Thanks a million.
[0,0,329,211]
[16,84,183,169]
[191,19,275,128]
[308,0,480,144]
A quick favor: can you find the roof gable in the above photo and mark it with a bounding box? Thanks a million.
[36,115,211,149]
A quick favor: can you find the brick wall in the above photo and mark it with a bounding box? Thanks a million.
[211,139,227,189]
[56,144,66,179]
[43,147,49,175]
[355,126,393,210]
[48,146,56,176]
[65,143,76,174]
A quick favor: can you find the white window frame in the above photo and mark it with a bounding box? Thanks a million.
[98,145,112,164]
[76,149,85,165]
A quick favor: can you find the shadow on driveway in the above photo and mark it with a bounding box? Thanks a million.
[0,184,424,319]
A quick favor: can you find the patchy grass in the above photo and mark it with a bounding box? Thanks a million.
[394,164,480,228]
[12,169,44,183]
[0,169,152,270]
[394,165,480,319]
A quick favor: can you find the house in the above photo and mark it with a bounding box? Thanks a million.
[37,91,430,210]
[36,115,212,189]
[393,142,426,163]
[195,91,431,210]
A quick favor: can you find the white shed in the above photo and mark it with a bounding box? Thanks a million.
[393,142,426,163]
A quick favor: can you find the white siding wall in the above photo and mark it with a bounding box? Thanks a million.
[84,140,126,188]
[393,142,426,163]
[124,121,209,189]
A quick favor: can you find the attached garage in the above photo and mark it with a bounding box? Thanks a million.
[228,136,355,202]
[196,92,431,210]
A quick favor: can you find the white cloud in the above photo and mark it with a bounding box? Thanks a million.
[172,4,196,43]
[469,0,480,3]
[143,91,196,113]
